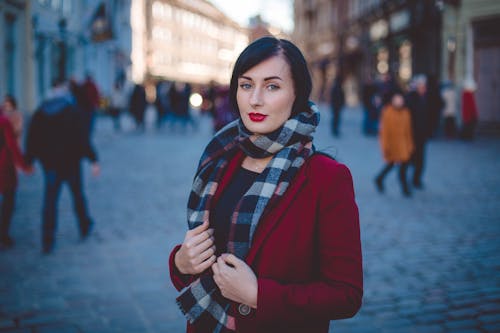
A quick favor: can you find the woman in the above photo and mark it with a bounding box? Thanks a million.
[169,37,363,333]
[375,90,414,197]
[2,95,23,144]
[0,108,32,249]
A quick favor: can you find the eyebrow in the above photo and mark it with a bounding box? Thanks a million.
[239,75,283,81]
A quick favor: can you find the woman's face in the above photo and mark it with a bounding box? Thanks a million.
[3,100,14,112]
[391,94,404,108]
[237,55,295,135]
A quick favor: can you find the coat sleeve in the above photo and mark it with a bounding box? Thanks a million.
[379,107,389,159]
[255,163,363,325]
[169,244,197,291]
[3,121,29,170]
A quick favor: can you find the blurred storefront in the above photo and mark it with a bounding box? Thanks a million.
[293,0,345,102]
[442,0,500,125]
[293,0,445,102]
[344,0,444,89]
[0,0,132,112]
[0,0,35,112]
[140,0,248,85]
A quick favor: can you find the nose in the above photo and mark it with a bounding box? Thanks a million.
[249,87,263,108]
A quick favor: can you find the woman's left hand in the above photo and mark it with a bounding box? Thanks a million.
[212,254,258,308]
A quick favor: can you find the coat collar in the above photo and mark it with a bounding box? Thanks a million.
[212,150,310,266]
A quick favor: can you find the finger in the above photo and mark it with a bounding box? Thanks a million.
[187,221,209,237]
[216,256,230,275]
[197,245,216,264]
[222,253,242,268]
[186,228,214,248]
[193,235,214,254]
[211,259,220,275]
[195,255,216,273]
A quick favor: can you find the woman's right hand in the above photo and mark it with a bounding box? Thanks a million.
[175,221,216,275]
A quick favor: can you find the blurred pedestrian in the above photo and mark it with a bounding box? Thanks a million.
[2,95,23,145]
[169,36,362,332]
[154,80,171,129]
[377,72,397,107]
[129,83,147,131]
[427,74,445,138]
[81,73,101,137]
[361,79,381,136]
[441,81,458,138]
[109,80,127,131]
[460,79,479,141]
[25,80,100,254]
[330,73,345,137]
[212,85,237,133]
[0,109,32,249]
[169,82,195,132]
[406,75,431,189]
[180,83,196,130]
[375,90,414,197]
[205,80,218,121]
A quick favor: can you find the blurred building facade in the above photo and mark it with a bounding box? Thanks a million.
[294,0,444,101]
[442,0,500,124]
[0,0,36,112]
[293,0,347,101]
[0,0,132,113]
[138,0,248,85]
[248,15,289,42]
[294,0,500,126]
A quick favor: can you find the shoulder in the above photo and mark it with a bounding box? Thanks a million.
[305,153,353,183]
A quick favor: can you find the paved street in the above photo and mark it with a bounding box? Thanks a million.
[0,106,499,333]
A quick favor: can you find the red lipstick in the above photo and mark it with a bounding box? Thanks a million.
[249,113,267,122]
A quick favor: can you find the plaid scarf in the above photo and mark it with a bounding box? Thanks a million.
[177,103,320,332]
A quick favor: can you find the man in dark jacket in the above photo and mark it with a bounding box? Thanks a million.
[406,75,431,189]
[330,75,345,137]
[25,81,100,254]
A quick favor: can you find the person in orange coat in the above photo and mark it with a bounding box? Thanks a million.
[375,90,414,197]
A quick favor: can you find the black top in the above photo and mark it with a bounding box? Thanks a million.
[25,96,98,171]
[211,167,259,255]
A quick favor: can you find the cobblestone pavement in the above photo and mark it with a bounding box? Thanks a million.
[0,106,499,333]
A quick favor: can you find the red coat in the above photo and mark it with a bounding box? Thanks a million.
[169,152,363,333]
[461,90,478,124]
[0,115,28,192]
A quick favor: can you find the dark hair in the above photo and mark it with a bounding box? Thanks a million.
[229,36,312,117]
[4,94,17,109]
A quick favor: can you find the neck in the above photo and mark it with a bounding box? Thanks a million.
[242,155,273,173]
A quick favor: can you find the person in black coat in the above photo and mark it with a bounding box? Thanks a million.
[330,74,345,137]
[129,83,147,131]
[405,75,431,189]
[25,80,100,254]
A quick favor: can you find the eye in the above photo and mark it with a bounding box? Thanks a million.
[267,84,280,91]
[239,83,252,90]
